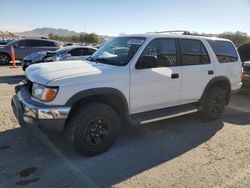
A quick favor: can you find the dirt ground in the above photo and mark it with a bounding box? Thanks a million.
[0,65,250,188]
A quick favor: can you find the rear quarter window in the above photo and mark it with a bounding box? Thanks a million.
[208,40,238,63]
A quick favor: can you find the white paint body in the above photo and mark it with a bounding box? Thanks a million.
[25,33,242,115]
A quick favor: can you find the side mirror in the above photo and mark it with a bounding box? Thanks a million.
[136,55,157,69]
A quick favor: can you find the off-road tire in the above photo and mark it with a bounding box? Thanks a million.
[68,103,121,156]
[201,87,227,120]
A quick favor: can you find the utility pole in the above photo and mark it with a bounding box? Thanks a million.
[83,18,87,33]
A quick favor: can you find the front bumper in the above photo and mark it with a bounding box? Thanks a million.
[11,82,71,131]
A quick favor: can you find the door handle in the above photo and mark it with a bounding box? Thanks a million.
[171,73,179,79]
[208,70,214,75]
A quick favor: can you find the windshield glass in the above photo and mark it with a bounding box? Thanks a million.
[90,37,145,66]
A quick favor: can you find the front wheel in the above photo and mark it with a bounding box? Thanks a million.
[68,103,121,156]
[201,87,227,120]
[0,53,10,65]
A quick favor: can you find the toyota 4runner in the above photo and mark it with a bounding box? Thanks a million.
[12,33,243,156]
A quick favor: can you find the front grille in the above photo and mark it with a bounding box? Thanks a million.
[26,80,33,94]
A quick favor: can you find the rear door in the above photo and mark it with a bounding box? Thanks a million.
[28,40,58,54]
[180,39,214,103]
[67,48,84,60]
[82,48,96,60]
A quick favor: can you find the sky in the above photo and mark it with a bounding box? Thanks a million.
[0,0,250,36]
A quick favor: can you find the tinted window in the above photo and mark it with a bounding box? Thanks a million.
[208,40,238,63]
[38,40,57,47]
[88,48,96,55]
[141,38,177,67]
[82,48,90,56]
[68,48,82,56]
[22,40,41,47]
[17,40,27,47]
[180,39,210,65]
[19,40,57,47]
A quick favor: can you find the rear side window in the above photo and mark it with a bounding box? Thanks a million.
[180,39,210,65]
[26,40,57,47]
[208,40,238,63]
[82,48,90,56]
[68,48,83,56]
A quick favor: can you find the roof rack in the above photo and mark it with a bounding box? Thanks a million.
[152,30,191,35]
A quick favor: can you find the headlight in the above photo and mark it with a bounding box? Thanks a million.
[32,83,58,102]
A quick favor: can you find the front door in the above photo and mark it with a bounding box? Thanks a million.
[130,38,182,114]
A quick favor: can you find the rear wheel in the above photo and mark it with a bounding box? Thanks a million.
[68,103,121,156]
[0,53,10,65]
[201,87,227,120]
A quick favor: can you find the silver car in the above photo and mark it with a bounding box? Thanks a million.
[0,38,60,65]
[21,46,97,70]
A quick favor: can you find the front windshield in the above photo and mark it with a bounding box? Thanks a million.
[90,37,145,66]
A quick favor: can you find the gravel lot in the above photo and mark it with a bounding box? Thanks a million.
[0,65,250,188]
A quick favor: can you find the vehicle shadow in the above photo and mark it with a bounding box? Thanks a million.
[1,106,249,188]
[222,92,250,126]
[1,93,249,188]
[44,95,250,187]
[0,127,91,188]
[0,75,25,84]
[45,114,224,187]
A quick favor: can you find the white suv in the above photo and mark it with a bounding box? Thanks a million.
[12,33,242,156]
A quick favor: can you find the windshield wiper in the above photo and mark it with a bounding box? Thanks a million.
[94,58,120,66]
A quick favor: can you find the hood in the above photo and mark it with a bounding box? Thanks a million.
[25,60,119,85]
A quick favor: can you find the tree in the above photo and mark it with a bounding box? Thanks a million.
[48,33,54,40]
[219,31,250,47]
[84,33,99,44]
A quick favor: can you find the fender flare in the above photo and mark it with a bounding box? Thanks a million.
[199,76,231,105]
[65,87,129,114]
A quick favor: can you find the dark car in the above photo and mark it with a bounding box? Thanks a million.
[0,40,13,45]
[21,45,97,70]
[242,62,250,91]
[0,38,60,65]
[238,43,250,91]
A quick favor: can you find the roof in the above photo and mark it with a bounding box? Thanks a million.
[58,45,97,51]
[118,33,231,42]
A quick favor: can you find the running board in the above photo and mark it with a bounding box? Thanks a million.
[130,103,200,125]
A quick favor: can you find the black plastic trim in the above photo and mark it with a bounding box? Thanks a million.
[199,76,231,106]
[65,87,129,111]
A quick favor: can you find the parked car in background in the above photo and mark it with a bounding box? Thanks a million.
[242,62,250,91]
[0,39,13,45]
[238,43,250,91]
[0,38,60,65]
[21,45,97,70]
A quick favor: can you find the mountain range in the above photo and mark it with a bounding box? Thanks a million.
[15,27,111,39]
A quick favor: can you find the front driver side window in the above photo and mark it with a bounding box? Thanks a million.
[140,38,177,67]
